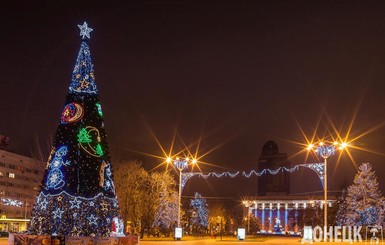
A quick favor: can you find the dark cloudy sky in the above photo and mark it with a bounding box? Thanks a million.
[2,0,385,198]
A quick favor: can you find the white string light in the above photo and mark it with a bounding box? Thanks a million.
[192,163,321,179]
[182,162,324,190]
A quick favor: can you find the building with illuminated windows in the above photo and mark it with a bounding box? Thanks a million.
[0,143,45,232]
[242,141,336,234]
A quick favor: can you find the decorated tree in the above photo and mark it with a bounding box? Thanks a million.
[152,172,178,234]
[342,162,385,226]
[189,192,208,233]
[29,22,122,236]
[335,188,348,226]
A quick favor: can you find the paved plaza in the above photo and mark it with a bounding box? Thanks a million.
[140,237,377,245]
[0,236,379,245]
[139,236,374,245]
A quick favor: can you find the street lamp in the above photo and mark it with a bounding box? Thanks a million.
[24,200,29,231]
[167,156,197,239]
[218,216,223,240]
[242,201,252,234]
[307,141,347,230]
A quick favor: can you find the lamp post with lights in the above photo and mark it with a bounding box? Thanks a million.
[242,200,253,234]
[167,156,197,239]
[307,141,347,230]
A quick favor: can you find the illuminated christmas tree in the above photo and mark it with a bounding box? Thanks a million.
[342,162,385,226]
[29,22,122,237]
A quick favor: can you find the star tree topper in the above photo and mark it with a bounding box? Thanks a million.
[78,22,93,39]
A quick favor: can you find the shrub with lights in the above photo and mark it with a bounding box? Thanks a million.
[29,22,122,237]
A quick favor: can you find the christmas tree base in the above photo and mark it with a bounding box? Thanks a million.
[30,191,121,237]
[9,233,139,245]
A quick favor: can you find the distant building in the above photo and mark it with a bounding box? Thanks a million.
[257,141,290,196]
[0,135,9,150]
[0,148,45,232]
[243,140,335,233]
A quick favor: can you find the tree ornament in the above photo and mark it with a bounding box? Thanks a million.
[61,103,84,124]
[69,198,82,209]
[53,208,64,219]
[87,214,98,226]
[77,128,92,143]
[78,22,93,40]
[96,102,103,116]
[78,126,104,157]
[46,146,69,190]
[95,144,104,157]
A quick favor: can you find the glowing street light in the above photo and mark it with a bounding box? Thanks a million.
[168,156,197,239]
[307,141,348,230]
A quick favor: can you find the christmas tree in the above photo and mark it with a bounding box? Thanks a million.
[335,188,348,226]
[189,193,208,229]
[342,162,385,226]
[29,22,122,237]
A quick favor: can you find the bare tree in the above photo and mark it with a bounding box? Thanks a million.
[208,204,225,236]
[114,162,178,237]
[114,161,149,236]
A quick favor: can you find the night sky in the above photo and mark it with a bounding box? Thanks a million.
[2,1,385,199]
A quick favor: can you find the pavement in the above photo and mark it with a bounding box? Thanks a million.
[0,236,379,244]
[139,236,374,245]
[0,238,7,245]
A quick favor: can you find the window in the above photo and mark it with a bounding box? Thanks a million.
[0,172,3,176]
[9,173,15,178]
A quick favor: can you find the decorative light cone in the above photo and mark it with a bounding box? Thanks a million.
[29,22,122,237]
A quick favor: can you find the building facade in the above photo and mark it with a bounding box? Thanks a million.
[245,140,335,234]
[0,148,45,232]
[243,195,334,233]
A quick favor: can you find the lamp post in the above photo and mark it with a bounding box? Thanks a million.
[307,141,347,230]
[24,200,27,231]
[174,158,187,231]
[167,156,197,239]
[242,201,252,234]
[218,216,223,241]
